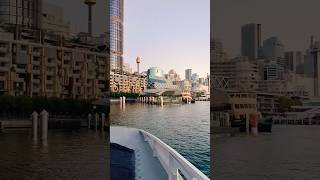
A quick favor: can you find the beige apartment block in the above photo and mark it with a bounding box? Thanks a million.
[110,72,147,93]
[0,27,108,100]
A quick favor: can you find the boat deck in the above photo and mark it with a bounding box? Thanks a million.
[110,126,168,180]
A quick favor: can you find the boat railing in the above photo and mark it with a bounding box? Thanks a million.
[139,129,209,180]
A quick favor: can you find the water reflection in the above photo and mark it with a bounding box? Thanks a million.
[0,129,107,180]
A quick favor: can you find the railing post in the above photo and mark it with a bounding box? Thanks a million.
[95,113,98,131]
[101,113,105,131]
[40,110,48,146]
[0,121,4,132]
[32,111,39,141]
[88,113,92,129]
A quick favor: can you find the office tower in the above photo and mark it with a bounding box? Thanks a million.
[110,0,124,73]
[191,73,199,82]
[212,38,228,62]
[84,0,96,36]
[0,0,42,29]
[285,51,303,73]
[262,37,285,68]
[185,69,192,81]
[305,36,320,96]
[241,23,261,60]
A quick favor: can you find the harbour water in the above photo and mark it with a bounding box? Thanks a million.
[0,129,107,180]
[213,125,320,180]
[110,101,210,176]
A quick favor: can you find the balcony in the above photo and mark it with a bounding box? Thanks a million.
[33,79,40,84]
[32,69,40,74]
[0,66,9,72]
[33,87,40,92]
[47,62,56,67]
[98,84,105,89]
[47,71,55,76]
[0,46,7,52]
[0,57,9,62]
[16,68,26,74]
[32,60,40,66]
[46,80,53,85]
[33,51,41,57]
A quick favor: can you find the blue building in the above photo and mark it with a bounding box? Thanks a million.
[147,67,167,87]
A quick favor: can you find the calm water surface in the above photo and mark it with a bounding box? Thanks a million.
[0,129,107,180]
[110,101,210,176]
[213,125,320,180]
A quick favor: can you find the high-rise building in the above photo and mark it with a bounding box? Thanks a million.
[191,73,199,82]
[262,37,285,68]
[212,38,228,62]
[185,69,192,81]
[109,0,124,73]
[0,0,42,29]
[165,69,181,81]
[285,51,303,73]
[305,36,320,96]
[241,23,261,60]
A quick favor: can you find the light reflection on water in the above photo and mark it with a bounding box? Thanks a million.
[110,101,210,176]
[0,129,107,180]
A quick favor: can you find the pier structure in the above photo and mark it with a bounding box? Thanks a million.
[211,89,260,135]
[137,96,166,106]
[272,106,320,125]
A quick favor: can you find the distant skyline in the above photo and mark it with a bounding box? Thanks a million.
[213,0,320,58]
[47,0,209,78]
[124,0,210,77]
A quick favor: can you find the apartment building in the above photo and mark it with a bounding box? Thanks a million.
[0,27,108,99]
[110,72,147,93]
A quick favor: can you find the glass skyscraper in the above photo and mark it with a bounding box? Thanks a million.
[109,0,124,72]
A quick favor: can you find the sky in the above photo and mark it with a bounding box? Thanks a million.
[47,0,107,35]
[124,0,210,78]
[48,0,210,78]
[213,0,320,58]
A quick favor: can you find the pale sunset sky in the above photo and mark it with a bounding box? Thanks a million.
[124,0,210,78]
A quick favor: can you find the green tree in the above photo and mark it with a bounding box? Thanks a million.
[278,97,302,113]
